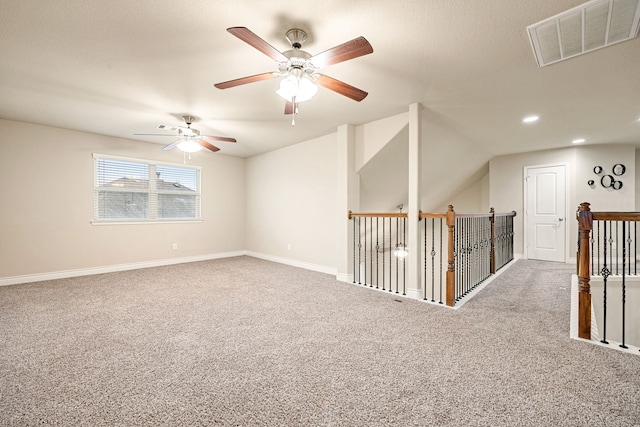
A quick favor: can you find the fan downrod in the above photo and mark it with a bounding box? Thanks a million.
[285,29,308,49]
[182,115,196,127]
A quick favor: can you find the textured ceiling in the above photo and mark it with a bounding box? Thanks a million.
[1,0,639,158]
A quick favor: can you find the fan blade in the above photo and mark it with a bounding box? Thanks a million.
[201,135,237,143]
[227,27,288,62]
[214,72,277,89]
[284,101,295,115]
[197,140,220,152]
[162,140,181,151]
[316,74,368,102]
[309,36,373,68]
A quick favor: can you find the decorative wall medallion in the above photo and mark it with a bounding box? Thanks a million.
[612,180,623,190]
[593,165,603,174]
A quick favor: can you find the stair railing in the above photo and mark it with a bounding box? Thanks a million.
[576,202,640,350]
[348,206,516,307]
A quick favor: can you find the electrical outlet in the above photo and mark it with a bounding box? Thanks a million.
[172,243,178,250]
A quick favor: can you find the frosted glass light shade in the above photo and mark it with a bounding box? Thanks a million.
[276,74,318,102]
[177,138,203,153]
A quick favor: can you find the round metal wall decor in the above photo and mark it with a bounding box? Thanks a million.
[612,163,626,176]
[593,165,603,174]
[612,180,623,190]
[600,174,614,188]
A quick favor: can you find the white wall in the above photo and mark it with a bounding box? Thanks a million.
[245,133,338,270]
[490,144,636,260]
[440,173,490,214]
[575,145,635,212]
[0,119,246,281]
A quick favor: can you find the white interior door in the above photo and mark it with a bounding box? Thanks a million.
[525,165,566,262]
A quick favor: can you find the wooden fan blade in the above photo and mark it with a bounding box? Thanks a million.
[162,140,181,151]
[227,27,288,62]
[197,140,220,152]
[316,74,368,102]
[201,135,237,143]
[214,72,277,89]
[309,36,373,68]
[284,101,295,115]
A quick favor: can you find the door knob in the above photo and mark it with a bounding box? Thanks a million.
[558,217,564,221]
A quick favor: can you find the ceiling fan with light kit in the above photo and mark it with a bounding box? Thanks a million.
[134,115,236,157]
[214,27,373,124]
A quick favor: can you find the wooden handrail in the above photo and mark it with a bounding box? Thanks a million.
[419,211,516,219]
[591,212,640,221]
[348,211,408,219]
[419,212,446,219]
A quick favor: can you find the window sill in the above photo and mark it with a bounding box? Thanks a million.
[91,219,203,226]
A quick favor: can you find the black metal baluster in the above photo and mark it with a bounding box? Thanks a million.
[369,217,374,288]
[609,221,613,277]
[375,217,379,289]
[439,217,443,304]
[352,216,356,284]
[596,220,600,277]
[431,218,436,302]
[620,221,628,349]
[615,221,619,275]
[601,220,609,344]
[424,217,428,300]
[627,220,631,277]
[389,217,392,292]
[403,216,406,295]
[357,217,361,284]
[394,217,400,293]
[382,217,386,291]
[364,217,368,286]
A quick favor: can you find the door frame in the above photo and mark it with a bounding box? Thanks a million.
[523,162,570,262]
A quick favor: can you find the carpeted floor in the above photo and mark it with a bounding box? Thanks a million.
[0,257,638,426]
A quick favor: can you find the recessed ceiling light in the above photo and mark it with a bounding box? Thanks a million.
[572,138,585,144]
[522,115,539,123]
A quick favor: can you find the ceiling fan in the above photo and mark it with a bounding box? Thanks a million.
[134,115,236,153]
[214,27,373,116]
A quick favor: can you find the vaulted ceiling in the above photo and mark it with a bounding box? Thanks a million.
[1,0,639,158]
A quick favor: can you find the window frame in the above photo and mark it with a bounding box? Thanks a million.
[92,153,202,225]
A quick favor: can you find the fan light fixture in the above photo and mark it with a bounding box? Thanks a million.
[276,73,318,102]
[177,137,203,153]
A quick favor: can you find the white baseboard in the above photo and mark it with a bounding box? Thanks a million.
[0,251,247,286]
[245,251,337,276]
[336,272,353,283]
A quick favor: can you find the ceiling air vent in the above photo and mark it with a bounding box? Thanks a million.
[527,0,640,67]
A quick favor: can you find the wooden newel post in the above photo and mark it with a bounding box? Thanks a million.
[577,202,592,340]
[446,205,456,307]
[489,207,496,274]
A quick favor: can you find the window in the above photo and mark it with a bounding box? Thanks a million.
[93,154,201,223]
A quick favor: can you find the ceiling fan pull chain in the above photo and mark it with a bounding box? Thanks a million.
[291,96,297,126]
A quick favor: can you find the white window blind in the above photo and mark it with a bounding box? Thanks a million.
[93,154,201,223]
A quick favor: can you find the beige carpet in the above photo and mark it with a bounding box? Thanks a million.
[1,256,639,426]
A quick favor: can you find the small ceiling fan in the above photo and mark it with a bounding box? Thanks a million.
[214,27,373,116]
[134,115,236,153]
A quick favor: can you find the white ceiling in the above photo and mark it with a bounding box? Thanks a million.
[1,0,639,158]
